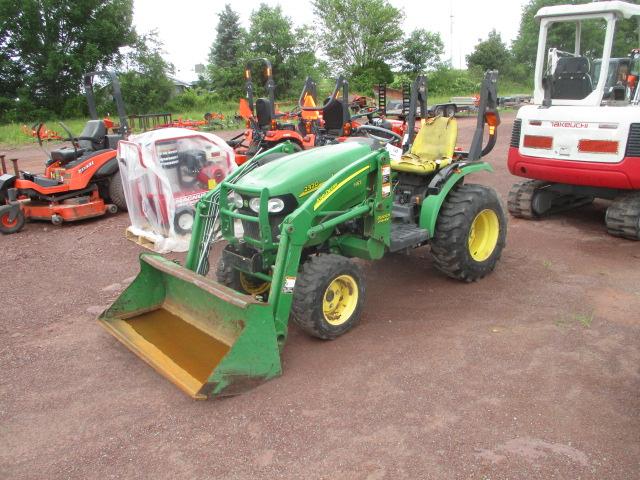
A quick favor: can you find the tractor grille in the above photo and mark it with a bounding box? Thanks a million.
[240,213,283,243]
[625,123,640,157]
[510,119,522,148]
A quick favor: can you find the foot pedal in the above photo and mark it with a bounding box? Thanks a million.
[390,222,429,252]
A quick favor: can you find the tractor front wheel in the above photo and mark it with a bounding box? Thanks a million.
[431,184,506,282]
[215,257,271,298]
[291,254,365,340]
[0,205,25,234]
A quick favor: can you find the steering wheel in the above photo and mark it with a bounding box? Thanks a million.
[355,124,402,144]
[58,121,80,156]
[351,105,378,120]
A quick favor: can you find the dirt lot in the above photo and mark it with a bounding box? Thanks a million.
[1,114,639,479]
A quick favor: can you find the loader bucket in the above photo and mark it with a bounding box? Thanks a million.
[98,254,282,399]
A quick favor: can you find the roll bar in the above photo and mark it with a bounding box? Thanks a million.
[405,75,427,147]
[458,70,500,161]
[298,76,349,112]
[83,70,129,136]
[244,58,276,115]
[298,76,351,127]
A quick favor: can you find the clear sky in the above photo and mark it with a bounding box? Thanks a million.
[133,0,529,82]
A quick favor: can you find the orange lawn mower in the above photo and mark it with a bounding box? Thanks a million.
[0,70,129,234]
[226,58,320,164]
[227,60,393,164]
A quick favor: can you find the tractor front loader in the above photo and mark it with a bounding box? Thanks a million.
[99,72,505,399]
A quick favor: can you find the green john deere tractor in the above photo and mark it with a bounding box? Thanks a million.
[99,71,505,399]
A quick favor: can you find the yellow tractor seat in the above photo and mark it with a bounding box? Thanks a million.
[391,116,458,175]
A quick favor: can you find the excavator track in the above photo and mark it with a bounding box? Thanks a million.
[507,180,546,219]
[508,180,593,219]
[605,194,640,240]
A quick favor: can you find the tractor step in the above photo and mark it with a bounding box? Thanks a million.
[389,222,429,252]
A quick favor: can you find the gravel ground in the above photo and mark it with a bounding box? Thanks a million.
[1,114,639,479]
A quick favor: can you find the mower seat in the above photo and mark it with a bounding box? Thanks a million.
[323,97,350,136]
[255,98,273,129]
[78,120,108,151]
[50,147,87,165]
[21,172,60,187]
[391,116,458,175]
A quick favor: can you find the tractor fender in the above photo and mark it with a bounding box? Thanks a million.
[93,155,119,179]
[267,130,304,147]
[0,173,17,204]
[419,162,493,235]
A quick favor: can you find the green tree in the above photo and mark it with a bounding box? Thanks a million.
[246,4,323,97]
[0,0,136,119]
[247,4,296,96]
[401,29,445,73]
[117,32,175,115]
[512,0,640,76]
[207,4,247,98]
[351,60,394,92]
[206,3,323,100]
[312,0,404,75]
[466,30,511,74]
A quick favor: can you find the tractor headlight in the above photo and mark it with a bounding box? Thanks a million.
[249,197,285,214]
[227,192,244,209]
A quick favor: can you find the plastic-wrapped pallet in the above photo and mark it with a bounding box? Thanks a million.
[117,128,236,252]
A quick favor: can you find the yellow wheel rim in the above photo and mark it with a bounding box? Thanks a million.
[239,273,271,296]
[322,275,359,326]
[468,209,500,262]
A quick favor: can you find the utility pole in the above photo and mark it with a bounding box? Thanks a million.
[450,0,454,67]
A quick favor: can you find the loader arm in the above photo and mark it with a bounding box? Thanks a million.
[217,147,392,341]
[268,148,392,338]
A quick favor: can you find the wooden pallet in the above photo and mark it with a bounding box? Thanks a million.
[125,228,159,251]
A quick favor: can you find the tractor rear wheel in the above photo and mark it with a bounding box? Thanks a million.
[291,254,365,340]
[431,184,506,282]
[108,171,128,212]
[605,193,640,240]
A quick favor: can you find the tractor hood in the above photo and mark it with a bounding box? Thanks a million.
[235,141,374,200]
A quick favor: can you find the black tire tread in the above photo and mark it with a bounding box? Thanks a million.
[605,193,640,240]
[507,180,545,219]
[0,205,25,234]
[108,171,128,212]
[215,256,241,290]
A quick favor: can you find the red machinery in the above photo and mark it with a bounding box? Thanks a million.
[0,71,129,234]
[118,131,235,239]
[227,59,407,164]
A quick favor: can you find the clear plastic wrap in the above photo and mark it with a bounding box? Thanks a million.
[117,128,236,252]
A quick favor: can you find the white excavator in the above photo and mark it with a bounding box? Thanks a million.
[508,1,640,239]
